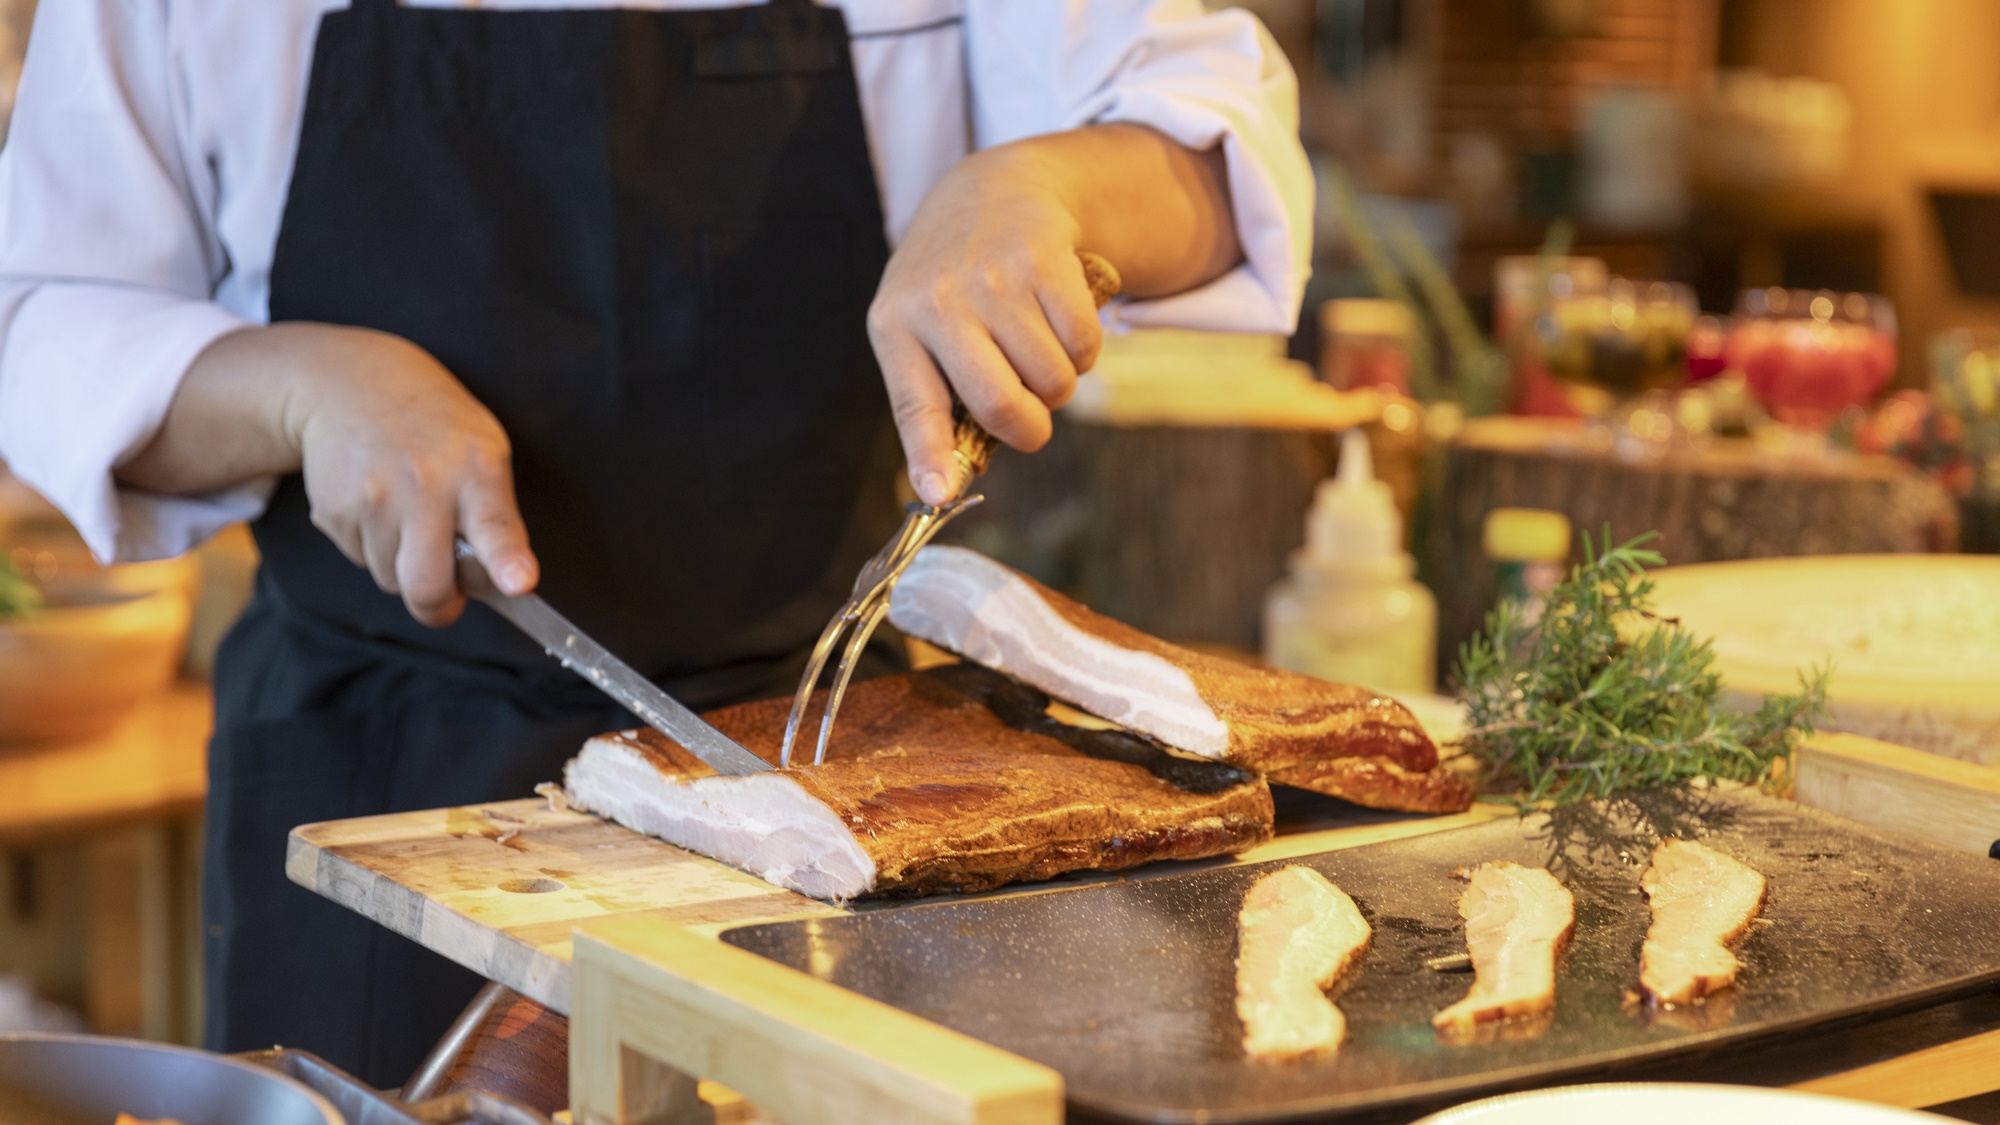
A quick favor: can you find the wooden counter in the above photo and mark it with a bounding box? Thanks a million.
[0,681,211,1044]
[0,680,210,846]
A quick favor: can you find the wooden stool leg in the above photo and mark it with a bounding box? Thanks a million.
[404,980,572,1115]
[404,980,510,1101]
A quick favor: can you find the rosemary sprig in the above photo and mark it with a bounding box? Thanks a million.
[1454,530,1829,806]
[0,557,40,619]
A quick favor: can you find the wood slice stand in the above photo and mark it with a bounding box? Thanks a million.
[1426,416,1961,684]
[945,421,1349,653]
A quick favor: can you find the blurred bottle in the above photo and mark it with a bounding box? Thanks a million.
[1318,298,1413,394]
[1495,255,1606,418]
[1483,508,1572,628]
[1265,429,1436,693]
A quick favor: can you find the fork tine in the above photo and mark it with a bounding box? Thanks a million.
[811,598,892,765]
[780,609,857,768]
[780,503,933,765]
[780,494,989,769]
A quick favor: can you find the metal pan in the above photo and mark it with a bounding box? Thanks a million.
[0,1033,341,1125]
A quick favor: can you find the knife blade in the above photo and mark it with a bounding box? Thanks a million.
[454,542,772,776]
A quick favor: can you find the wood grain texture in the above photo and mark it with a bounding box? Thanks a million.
[570,917,1062,1125]
[1792,732,2000,858]
[1428,416,1960,683]
[1790,1025,2000,1108]
[1643,556,2000,764]
[289,795,1499,1018]
[403,983,571,1116]
[0,680,210,845]
[287,800,840,1013]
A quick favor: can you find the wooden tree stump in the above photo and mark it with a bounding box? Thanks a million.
[941,420,1345,652]
[1426,416,1962,683]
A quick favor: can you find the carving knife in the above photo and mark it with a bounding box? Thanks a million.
[454,541,772,776]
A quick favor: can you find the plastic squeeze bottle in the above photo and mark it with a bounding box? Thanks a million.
[1263,428,1437,693]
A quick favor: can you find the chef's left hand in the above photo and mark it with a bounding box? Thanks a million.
[871,124,1240,508]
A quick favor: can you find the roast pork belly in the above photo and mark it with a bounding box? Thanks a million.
[1639,839,1767,1005]
[1236,866,1372,1061]
[1432,861,1575,1041]
[887,545,1472,813]
[561,668,1274,900]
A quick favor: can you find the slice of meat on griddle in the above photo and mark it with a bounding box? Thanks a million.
[1639,838,1767,1005]
[1432,861,1574,1041]
[1236,866,1372,1061]
[561,670,1273,901]
[886,545,1473,814]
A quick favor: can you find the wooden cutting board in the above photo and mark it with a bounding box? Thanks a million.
[287,789,1506,1015]
[287,727,2000,1024]
[1646,555,2000,766]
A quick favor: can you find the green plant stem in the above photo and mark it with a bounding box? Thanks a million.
[1453,530,1829,806]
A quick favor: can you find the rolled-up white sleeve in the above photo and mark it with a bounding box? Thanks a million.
[965,0,1312,335]
[0,0,265,564]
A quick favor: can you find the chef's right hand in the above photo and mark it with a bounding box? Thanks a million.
[121,321,536,627]
[282,325,537,626]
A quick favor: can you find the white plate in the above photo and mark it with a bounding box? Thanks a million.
[1416,1083,1958,1125]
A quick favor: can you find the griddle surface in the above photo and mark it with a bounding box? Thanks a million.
[722,789,2000,1123]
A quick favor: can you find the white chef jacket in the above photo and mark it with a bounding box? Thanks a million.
[0,0,1311,564]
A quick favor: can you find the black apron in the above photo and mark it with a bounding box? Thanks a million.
[203,0,899,1086]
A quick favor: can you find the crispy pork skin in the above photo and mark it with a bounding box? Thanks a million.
[1236,866,1372,1061]
[562,672,1273,900]
[887,546,1472,813]
[1433,862,1574,1040]
[1639,839,1767,1005]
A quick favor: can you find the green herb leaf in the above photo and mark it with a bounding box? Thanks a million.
[0,557,41,619]
[1453,529,1829,806]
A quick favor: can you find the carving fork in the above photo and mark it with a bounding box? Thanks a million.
[778,250,1123,767]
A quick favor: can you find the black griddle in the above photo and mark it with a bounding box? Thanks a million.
[721,787,2000,1124]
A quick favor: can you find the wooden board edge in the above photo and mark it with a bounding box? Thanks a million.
[1794,733,2000,858]
[286,831,575,1013]
[1236,804,1514,864]
[1789,1025,2000,1108]
[1801,733,2000,793]
[570,914,1062,1125]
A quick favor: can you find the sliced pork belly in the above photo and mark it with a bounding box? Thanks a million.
[1236,866,1372,1061]
[562,670,1273,901]
[886,546,1472,814]
[1639,839,1767,1005]
[1433,862,1574,1040]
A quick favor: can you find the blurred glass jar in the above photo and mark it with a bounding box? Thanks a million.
[1685,314,1729,383]
[1318,298,1414,394]
[1494,256,1609,344]
[1538,278,1697,399]
[1726,287,1896,431]
[1495,256,1608,417]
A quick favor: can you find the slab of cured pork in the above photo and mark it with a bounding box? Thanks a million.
[886,546,1473,814]
[1236,866,1372,1061]
[1433,861,1575,1041]
[562,665,1273,900]
[1639,839,1767,1005]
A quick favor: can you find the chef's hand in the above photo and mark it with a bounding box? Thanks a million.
[118,322,537,627]
[871,123,1240,507]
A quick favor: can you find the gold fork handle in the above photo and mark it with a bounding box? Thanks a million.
[946,250,1122,498]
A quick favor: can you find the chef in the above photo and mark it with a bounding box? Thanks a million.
[0,0,1309,1087]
